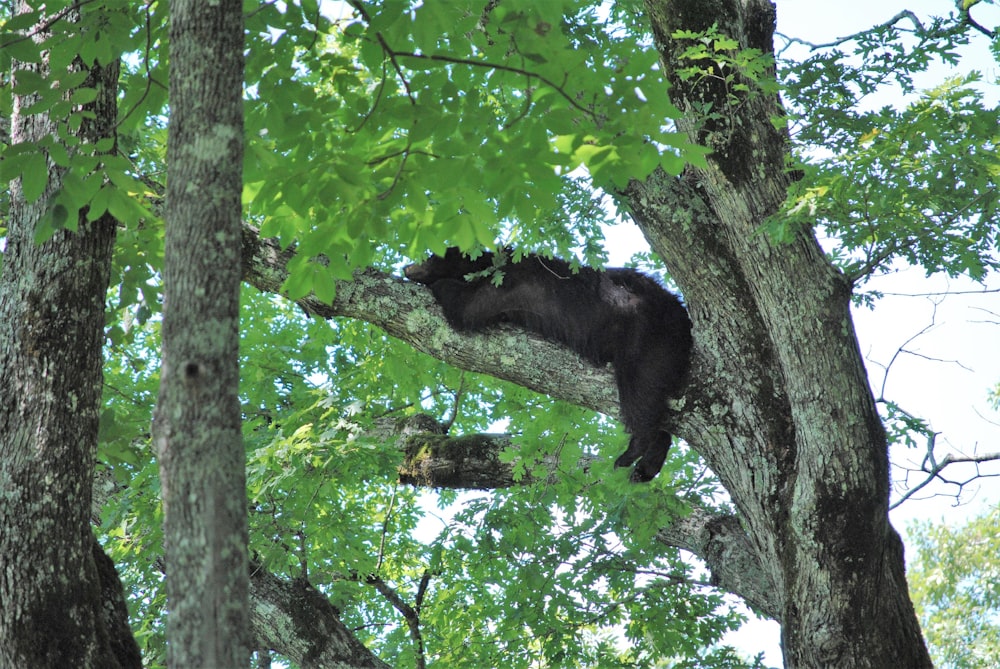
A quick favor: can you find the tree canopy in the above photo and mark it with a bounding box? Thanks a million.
[909,504,1000,669]
[2,1,999,668]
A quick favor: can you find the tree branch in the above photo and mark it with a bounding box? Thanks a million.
[775,10,926,54]
[240,224,621,417]
[365,575,426,669]
[891,441,1000,510]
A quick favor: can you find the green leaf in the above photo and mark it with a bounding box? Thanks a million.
[20,152,49,203]
[282,264,314,301]
[2,10,43,32]
[44,139,71,167]
[70,87,98,105]
[87,184,112,221]
[1,32,43,63]
[312,267,336,305]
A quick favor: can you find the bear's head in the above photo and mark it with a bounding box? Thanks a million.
[404,247,499,285]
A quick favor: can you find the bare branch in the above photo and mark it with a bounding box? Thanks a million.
[960,3,997,39]
[891,445,1000,510]
[775,10,925,54]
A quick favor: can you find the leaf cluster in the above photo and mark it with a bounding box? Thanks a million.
[670,23,780,137]
[417,470,747,669]
[908,505,1000,669]
[774,12,1000,282]
[2,1,163,242]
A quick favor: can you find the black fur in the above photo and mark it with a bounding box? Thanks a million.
[405,248,693,482]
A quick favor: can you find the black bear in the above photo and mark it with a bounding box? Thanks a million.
[404,247,693,482]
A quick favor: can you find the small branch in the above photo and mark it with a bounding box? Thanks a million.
[115,1,164,131]
[366,148,440,166]
[374,486,397,574]
[390,50,596,119]
[367,575,426,669]
[873,287,1000,299]
[374,139,417,201]
[375,34,417,105]
[349,62,390,134]
[441,374,467,432]
[873,303,942,400]
[961,4,997,39]
[848,240,905,284]
[891,447,1000,510]
[775,10,925,54]
[414,569,433,614]
[1,0,99,46]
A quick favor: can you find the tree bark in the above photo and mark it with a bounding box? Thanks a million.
[0,5,140,668]
[153,1,248,667]
[241,229,620,415]
[249,562,392,669]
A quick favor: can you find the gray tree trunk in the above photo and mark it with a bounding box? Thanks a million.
[631,1,932,666]
[153,0,249,666]
[0,4,140,668]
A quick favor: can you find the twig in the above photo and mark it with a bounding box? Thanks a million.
[775,11,925,54]
[367,575,427,669]
[374,485,397,573]
[960,4,997,39]
[891,449,1000,510]
[391,50,595,119]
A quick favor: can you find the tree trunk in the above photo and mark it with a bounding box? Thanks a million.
[153,1,248,666]
[626,1,932,666]
[0,5,140,668]
[249,561,393,669]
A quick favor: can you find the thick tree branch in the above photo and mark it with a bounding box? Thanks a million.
[398,431,598,489]
[241,225,620,417]
[655,507,780,619]
[240,223,735,459]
